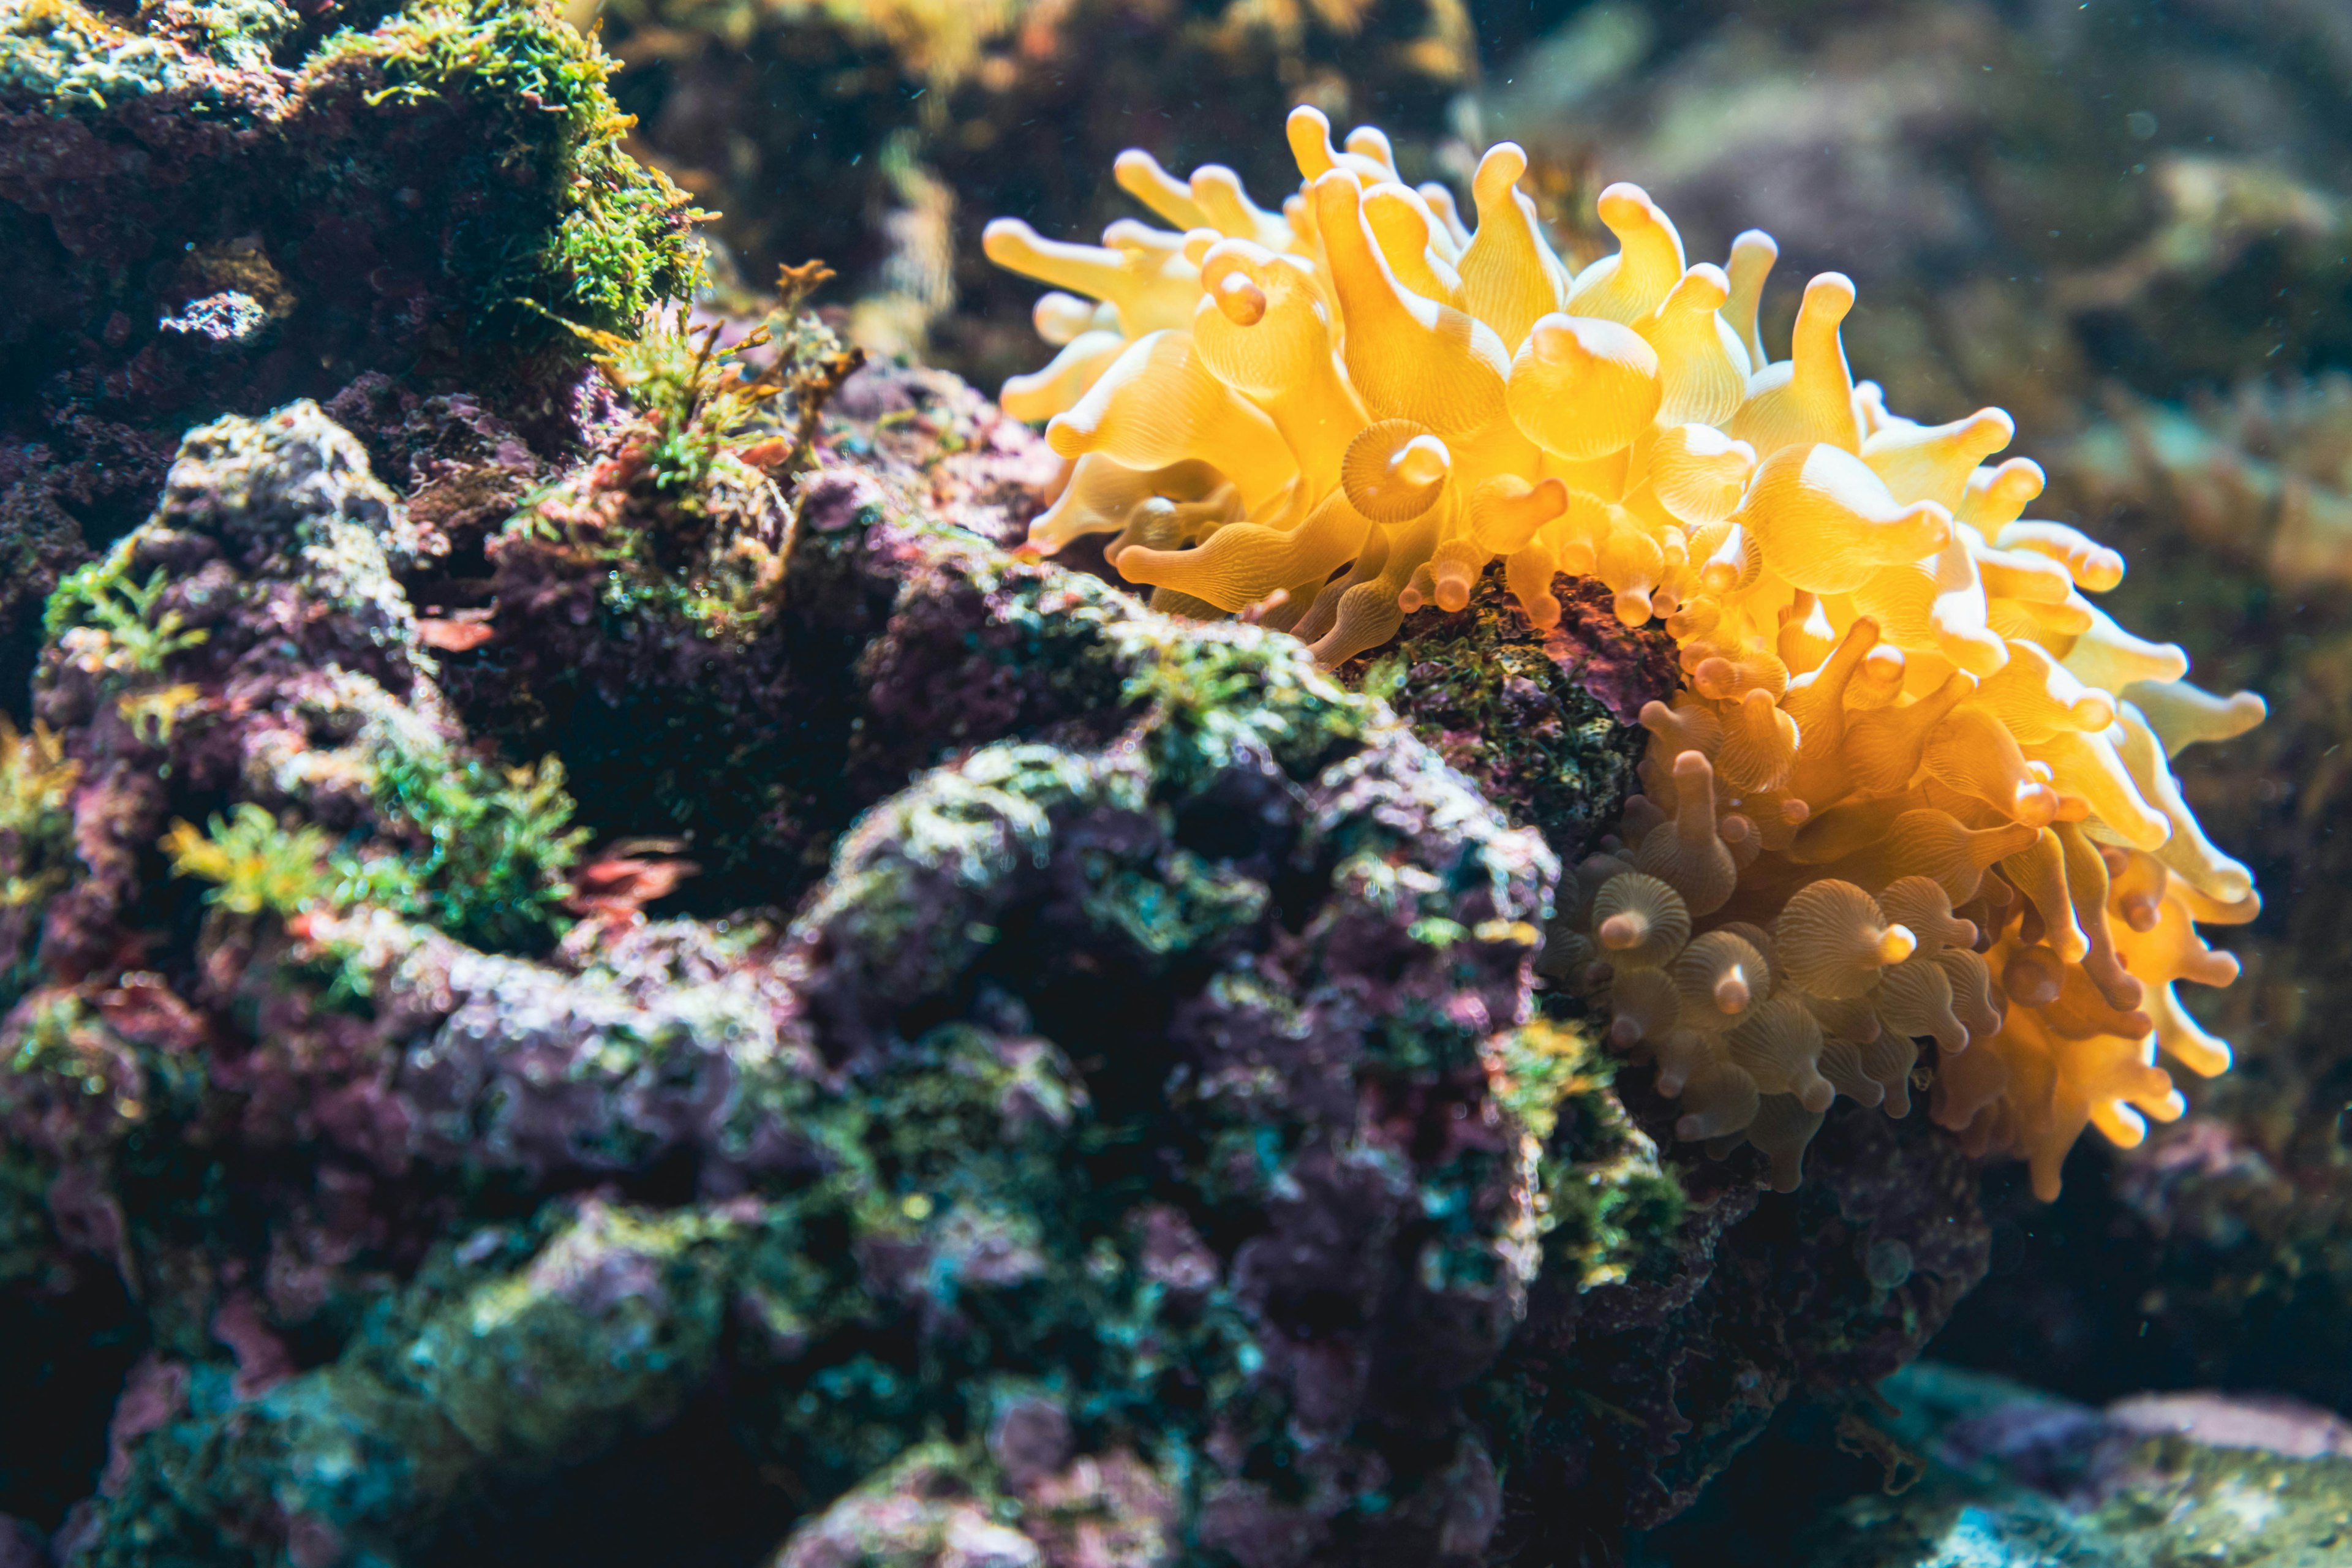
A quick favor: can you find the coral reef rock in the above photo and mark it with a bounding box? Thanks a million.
[0,383,1668,1567]
[1797,1361,2352,1567]
[0,0,701,693]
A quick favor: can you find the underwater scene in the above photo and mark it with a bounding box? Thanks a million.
[2,0,2350,1562]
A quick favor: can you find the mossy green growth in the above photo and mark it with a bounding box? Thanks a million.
[1115,619,1371,794]
[42,546,210,682]
[0,713,75,894]
[163,751,588,957]
[505,280,861,654]
[164,804,337,919]
[310,0,700,337]
[355,747,590,954]
[1491,1019,1683,1294]
[1,714,80,1009]
[568,304,798,502]
[164,0,300,70]
[396,1201,743,1461]
[1351,568,1656,869]
[718,1015,1265,1498]
[0,991,168,1175]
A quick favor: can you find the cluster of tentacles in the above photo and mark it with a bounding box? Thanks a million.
[984,108,2264,1194]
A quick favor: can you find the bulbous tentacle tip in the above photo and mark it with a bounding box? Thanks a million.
[1341,420,1450,523]
[1287,104,1340,179]
[1343,124,1398,173]
[1472,141,1531,203]
[1964,405,2016,447]
[1212,269,1267,326]
[2015,780,2060,827]
[1660,262,1732,314]
[1802,270,1858,316]
[1394,434,1450,488]
[982,216,1040,260]
[1308,167,1361,221]
[1596,181,1665,230]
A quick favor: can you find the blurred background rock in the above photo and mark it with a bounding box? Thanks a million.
[597,0,2352,421]
[581,0,1478,373]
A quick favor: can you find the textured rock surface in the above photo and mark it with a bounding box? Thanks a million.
[1346,570,1676,876]
[1795,1362,2352,1567]
[0,388,1627,1567]
[0,0,700,695]
[1488,1087,1990,1559]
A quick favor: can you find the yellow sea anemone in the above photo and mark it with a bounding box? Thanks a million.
[986,109,2264,1197]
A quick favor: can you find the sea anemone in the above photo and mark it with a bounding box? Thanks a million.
[985,108,2263,1196]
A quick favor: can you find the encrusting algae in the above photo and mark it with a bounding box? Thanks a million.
[986,107,2267,1199]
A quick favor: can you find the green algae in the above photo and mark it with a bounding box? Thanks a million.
[0,0,246,113]
[307,0,699,336]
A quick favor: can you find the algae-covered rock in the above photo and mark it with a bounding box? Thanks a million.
[1350,568,1676,874]
[1800,1363,2352,1568]
[1484,1087,1991,1556]
[0,0,701,688]
[0,388,1695,1566]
